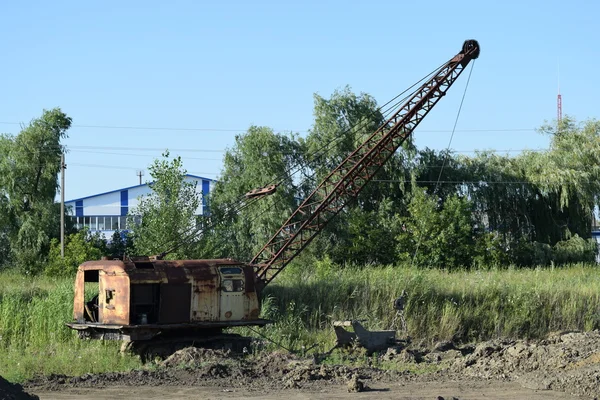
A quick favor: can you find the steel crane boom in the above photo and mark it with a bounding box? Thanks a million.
[251,40,480,286]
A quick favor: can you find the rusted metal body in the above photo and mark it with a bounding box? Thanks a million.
[333,320,396,354]
[251,40,480,286]
[67,258,268,341]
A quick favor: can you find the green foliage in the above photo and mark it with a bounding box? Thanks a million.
[306,86,386,176]
[45,229,105,277]
[201,126,302,260]
[108,230,129,259]
[0,109,72,273]
[300,87,412,262]
[128,151,201,258]
[396,189,476,268]
[552,235,598,264]
[331,198,399,265]
[472,232,510,267]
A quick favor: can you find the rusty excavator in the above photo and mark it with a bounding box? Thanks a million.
[67,40,480,359]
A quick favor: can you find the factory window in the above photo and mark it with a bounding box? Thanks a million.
[69,216,83,230]
[98,217,105,230]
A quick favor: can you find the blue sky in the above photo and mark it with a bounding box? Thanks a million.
[1,0,598,200]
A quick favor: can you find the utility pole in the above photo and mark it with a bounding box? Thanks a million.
[60,152,66,258]
[136,170,144,185]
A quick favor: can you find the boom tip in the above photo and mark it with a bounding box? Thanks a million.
[462,39,480,59]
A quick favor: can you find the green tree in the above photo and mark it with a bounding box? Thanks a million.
[201,126,302,260]
[0,108,72,273]
[396,188,476,268]
[332,197,399,265]
[128,152,201,258]
[108,230,129,259]
[302,87,413,263]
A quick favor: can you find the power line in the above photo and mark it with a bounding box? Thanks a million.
[0,122,289,133]
[69,162,220,175]
[72,149,223,161]
[0,120,539,133]
[373,180,556,184]
[67,145,225,153]
[10,144,552,155]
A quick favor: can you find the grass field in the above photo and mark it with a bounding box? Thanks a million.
[1,262,600,382]
[0,271,141,383]
[253,260,600,352]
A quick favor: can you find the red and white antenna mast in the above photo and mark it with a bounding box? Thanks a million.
[557,91,562,124]
[557,62,562,124]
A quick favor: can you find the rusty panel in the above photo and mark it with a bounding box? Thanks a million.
[244,292,261,320]
[98,272,130,325]
[73,270,85,322]
[159,283,191,323]
[243,265,256,294]
[128,268,164,283]
[158,262,189,284]
[80,260,127,274]
[191,267,220,322]
[188,265,219,281]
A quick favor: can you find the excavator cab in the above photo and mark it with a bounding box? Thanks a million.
[68,259,269,342]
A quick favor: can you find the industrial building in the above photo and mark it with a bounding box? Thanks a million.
[65,174,215,238]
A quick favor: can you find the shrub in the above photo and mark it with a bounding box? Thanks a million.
[553,234,598,264]
[45,229,104,277]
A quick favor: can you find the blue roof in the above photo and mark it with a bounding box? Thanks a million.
[65,174,217,203]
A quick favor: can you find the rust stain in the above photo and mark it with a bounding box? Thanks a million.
[71,258,263,331]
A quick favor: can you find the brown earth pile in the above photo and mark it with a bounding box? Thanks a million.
[447,330,600,398]
[25,331,600,399]
[27,349,403,393]
[0,375,39,400]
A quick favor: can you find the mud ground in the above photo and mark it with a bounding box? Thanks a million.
[0,375,38,400]
[23,330,600,400]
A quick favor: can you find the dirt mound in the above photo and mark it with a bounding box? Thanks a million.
[26,333,600,398]
[0,375,39,400]
[26,347,404,393]
[450,330,600,398]
[161,347,230,368]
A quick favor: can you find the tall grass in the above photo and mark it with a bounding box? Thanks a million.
[2,262,600,382]
[258,260,600,350]
[0,271,141,383]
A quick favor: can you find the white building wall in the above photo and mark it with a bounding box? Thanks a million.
[82,191,121,216]
[127,185,152,211]
[65,175,214,239]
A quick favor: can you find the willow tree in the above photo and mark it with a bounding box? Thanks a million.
[0,108,72,273]
[431,117,600,265]
[200,126,303,261]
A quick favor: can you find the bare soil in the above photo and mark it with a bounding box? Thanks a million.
[24,330,600,400]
